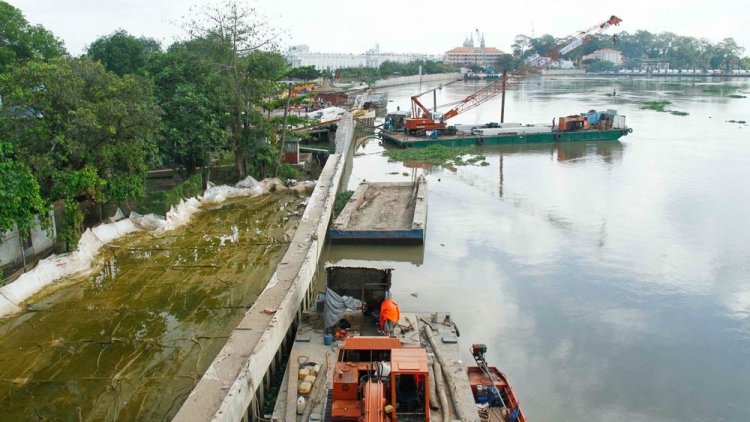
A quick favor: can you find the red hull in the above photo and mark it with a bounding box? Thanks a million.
[467,366,527,422]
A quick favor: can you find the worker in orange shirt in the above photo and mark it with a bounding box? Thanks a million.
[379,297,400,336]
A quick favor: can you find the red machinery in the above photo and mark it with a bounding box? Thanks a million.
[331,337,430,422]
[403,15,622,135]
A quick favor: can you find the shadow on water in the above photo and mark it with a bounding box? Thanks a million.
[0,194,308,422]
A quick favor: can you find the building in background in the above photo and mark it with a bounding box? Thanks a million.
[443,33,505,68]
[583,48,623,65]
[286,44,434,70]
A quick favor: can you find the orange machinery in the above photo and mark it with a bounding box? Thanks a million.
[331,337,430,422]
[291,83,316,98]
[403,15,622,135]
[557,115,591,132]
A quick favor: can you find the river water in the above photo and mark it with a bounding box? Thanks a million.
[325,76,750,422]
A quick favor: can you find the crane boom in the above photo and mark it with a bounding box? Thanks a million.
[404,15,622,133]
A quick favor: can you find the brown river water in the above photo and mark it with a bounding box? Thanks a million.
[324,76,750,422]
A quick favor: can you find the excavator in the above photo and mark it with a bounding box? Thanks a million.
[403,15,622,135]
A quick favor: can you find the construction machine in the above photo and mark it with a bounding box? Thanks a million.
[402,15,622,135]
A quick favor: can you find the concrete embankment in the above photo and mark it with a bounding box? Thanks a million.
[371,72,462,89]
[172,114,355,422]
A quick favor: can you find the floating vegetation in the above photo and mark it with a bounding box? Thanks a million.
[703,84,742,94]
[727,120,747,124]
[728,94,747,99]
[641,100,671,112]
[383,144,489,167]
[641,100,689,116]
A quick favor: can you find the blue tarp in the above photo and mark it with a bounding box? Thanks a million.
[583,112,601,125]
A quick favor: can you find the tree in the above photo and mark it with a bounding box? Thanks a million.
[180,0,287,178]
[286,65,320,81]
[0,142,48,235]
[0,58,162,247]
[0,1,66,73]
[149,41,227,176]
[86,29,161,76]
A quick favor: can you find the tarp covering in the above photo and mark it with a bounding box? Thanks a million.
[324,287,363,329]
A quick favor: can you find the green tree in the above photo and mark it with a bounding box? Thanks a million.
[0,58,162,247]
[86,29,161,76]
[0,142,48,235]
[181,0,287,178]
[149,41,227,176]
[286,65,320,81]
[0,1,66,73]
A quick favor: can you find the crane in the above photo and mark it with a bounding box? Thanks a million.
[403,15,622,135]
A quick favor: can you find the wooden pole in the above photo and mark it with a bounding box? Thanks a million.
[500,70,507,123]
[278,83,294,175]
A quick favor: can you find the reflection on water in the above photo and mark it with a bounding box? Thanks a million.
[0,195,307,422]
[329,77,750,422]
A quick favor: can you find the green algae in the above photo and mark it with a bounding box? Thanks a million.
[0,194,307,422]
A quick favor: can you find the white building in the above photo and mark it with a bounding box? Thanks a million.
[286,44,434,70]
[583,49,623,65]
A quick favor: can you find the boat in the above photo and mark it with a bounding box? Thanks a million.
[272,266,526,422]
[468,344,527,422]
[379,109,632,148]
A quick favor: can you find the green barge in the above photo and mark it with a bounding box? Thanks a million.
[381,109,632,148]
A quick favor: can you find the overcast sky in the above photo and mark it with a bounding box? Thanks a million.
[10,0,749,58]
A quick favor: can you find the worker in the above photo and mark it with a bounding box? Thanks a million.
[379,298,400,336]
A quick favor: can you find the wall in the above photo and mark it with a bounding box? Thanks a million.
[171,114,356,422]
[371,73,463,88]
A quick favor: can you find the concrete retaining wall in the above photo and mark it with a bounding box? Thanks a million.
[371,73,462,88]
[172,114,356,422]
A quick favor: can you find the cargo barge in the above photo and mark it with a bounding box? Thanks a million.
[329,178,427,245]
[381,109,632,148]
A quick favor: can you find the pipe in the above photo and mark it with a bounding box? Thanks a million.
[424,325,467,421]
[427,359,441,412]
[431,360,450,422]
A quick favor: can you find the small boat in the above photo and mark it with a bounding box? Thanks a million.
[468,344,527,422]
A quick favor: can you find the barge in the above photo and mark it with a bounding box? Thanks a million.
[330,178,427,245]
[271,266,526,422]
[381,109,632,148]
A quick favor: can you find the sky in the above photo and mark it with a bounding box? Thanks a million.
[9,0,749,58]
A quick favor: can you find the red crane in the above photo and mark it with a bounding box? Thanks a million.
[403,15,622,135]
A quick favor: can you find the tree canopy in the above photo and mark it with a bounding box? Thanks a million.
[0,58,162,246]
[0,1,66,73]
[86,29,161,76]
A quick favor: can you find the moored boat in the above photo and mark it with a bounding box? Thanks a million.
[380,109,632,148]
[272,266,527,422]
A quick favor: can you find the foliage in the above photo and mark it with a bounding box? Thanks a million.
[179,1,288,178]
[0,57,162,247]
[165,174,203,209]
[277,163,299,180]
[286,65,320,81]
[727,94,746,99]
[641,100,672,112]
[86,30,161,76]
[333,190,354,218]
[0,142,48,235]
[383,145,488,167]
[149,41,227,175]
[585,59,615,73]
[0,1,67,73]
[641,100,688,116]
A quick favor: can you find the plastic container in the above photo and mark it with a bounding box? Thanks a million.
[298,381,312,394]
[298,368,310,380]
[304,375,317,385]
[323,334,333,345]
[296,396,306,415]
[311,364,321,376]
